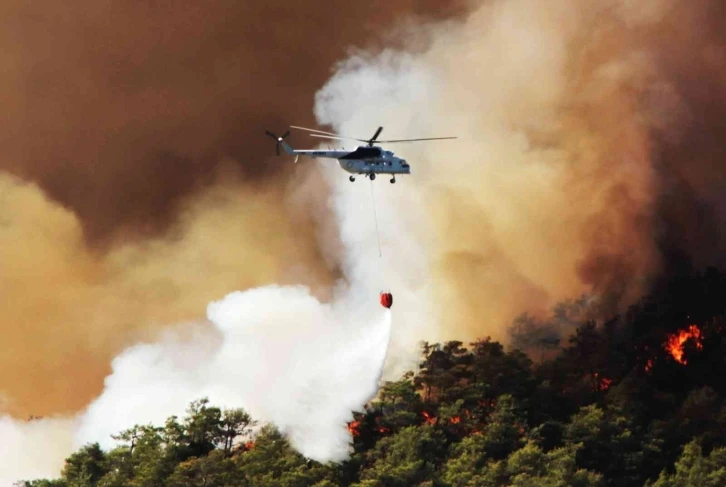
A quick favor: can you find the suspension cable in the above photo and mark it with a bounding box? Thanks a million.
[370,179,382,257]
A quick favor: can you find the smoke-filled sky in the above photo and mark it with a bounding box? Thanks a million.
[2,0,726,483]
[0,0,469,241]
[0,0,467,418]
[313,0,726,340]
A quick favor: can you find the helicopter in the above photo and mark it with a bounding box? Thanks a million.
[265,125,456,183]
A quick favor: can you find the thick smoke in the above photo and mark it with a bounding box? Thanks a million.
[0,171,334,418]
[0,0,466,419]
[0,0,468,242]
[5,0,726,483]
[76,287,392,462]
[312,0,726,341]
[1,287,392,484]
[0,416,76,485]
[1,0,468,481]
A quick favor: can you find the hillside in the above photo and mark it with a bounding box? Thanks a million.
[20,268,726,487]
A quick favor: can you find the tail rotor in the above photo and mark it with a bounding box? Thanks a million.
[265,130,290,156]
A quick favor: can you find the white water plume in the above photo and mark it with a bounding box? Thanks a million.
[75,285,393,463]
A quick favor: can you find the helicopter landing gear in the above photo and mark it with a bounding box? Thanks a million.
[390,176,396,184]
[370,173,376,181]
[349,175,355,182]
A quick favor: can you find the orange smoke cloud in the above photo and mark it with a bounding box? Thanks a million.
[0,170,334,417]
[313,0,726,344]
[0,0,469,419]
[0,0,469,242]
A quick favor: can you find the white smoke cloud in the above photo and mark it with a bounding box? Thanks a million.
[75,285,392,462]
[2,285,393,485]
[0,416,77,486]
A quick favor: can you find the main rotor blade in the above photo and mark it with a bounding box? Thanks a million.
[369,126,383,142]
[265,130,277,139]
[290,125,341,137]
[375,137,458,143]
[281,130,290,138]
[309,133,369,143]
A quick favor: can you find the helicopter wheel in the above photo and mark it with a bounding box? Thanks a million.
[370,174,376,181]
[349,176,355,182]
[390,177,396,184]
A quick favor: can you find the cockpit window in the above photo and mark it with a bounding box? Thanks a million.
[340,146,382,159]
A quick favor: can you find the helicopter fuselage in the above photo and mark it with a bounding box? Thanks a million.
[284,144,411,176]
[337,157,411,175]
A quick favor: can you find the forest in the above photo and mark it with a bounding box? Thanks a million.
[20,267,726,487]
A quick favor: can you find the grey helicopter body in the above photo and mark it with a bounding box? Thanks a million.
[265,125,455,183]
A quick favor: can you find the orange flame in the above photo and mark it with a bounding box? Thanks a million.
[665,325,703,365]
[449,416,461,424]
[645,359,654,373]
[477,399,496,408]
[593,372,613,392]
[244,441,255,450]
[376,426,391,434]
[422,411,437,425]
[347,420,361,437]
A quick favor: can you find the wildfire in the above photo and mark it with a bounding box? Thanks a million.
[244,441,255,450]
[478,399,496,409]
[422,411,437,425]
[347,420,362,437]
[645,359,654,373]
[665,325,703,365]
[593,372,613,392]
[420,411,469,426]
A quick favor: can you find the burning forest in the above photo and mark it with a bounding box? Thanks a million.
[25,268,726,486]
[5,0,726,485]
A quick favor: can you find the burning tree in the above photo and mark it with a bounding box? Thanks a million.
[664,324,704,365]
